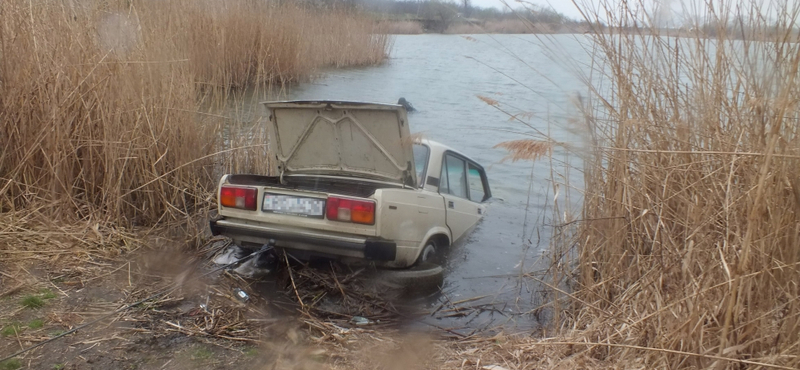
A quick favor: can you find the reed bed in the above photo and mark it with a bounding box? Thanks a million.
[445,19,535,34]
[0,0,389,231]
[549,0,800,368]
[377,20,425,35]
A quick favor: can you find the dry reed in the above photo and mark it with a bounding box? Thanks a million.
[0,0,389,231]
[377,20,425,35]
[550,0,800,368]
[494,139,552,162]
[446,19,534,34]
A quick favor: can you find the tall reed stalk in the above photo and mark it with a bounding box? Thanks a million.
[565,0,800,367]
[0,0,388,227]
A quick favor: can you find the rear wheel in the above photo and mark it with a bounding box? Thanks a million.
[376,239,445,292]
[377,262,444,292]
[418,240,438,265]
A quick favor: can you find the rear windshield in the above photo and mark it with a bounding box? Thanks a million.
[413,144,429,187]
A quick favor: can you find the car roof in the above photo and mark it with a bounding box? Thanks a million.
[415,139,480,166]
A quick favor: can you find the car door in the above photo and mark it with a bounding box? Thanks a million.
[466,162,490,215]
[439,153,480,242]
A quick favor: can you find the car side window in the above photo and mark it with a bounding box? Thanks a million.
[468,164,487,202]
[441,154,467,199]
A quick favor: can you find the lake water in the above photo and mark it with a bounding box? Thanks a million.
[245,34,592,332]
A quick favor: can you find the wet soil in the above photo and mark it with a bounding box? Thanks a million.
[0,241,448,370]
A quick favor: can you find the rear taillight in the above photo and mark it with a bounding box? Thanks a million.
[326,196,375,225]
[220,186,257,211]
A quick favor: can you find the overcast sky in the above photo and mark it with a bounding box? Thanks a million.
[467,0,800,23]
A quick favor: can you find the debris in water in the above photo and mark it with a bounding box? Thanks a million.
[397,97,416,112]
[213,245,246,265]
[349,316,373,326]
[233,288,250,303]
[212,245,278,278]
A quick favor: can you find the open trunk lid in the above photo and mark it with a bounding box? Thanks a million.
[264,101,417,187]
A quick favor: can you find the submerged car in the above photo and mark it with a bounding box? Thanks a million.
[210,100,491,268]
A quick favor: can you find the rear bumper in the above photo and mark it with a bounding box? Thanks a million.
[210,218,397,261]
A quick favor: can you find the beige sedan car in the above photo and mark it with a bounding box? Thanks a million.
[210,101,491,269]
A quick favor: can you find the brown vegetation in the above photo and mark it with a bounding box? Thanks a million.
[445,19,535,34]
[0,2,394,366]
[377,20,425,34]
[7,0,800,367]
[0,0,388,228]
[550,0,800,368]
[494,140,551,162]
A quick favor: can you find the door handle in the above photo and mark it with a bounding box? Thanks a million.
[448,201,454,209]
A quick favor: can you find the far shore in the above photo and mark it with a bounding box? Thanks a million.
[376,19,799,41]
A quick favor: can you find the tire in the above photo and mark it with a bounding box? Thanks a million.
[378,262,444,292]
[416,240,440,265]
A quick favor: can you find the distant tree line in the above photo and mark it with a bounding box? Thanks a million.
[361,0,599,33]
[293,0,574,22]
[358,0,575,22]
[287,0,602,33]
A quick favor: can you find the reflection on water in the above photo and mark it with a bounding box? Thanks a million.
[237,34,589,331]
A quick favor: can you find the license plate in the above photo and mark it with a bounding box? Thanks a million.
[262,193,325,218]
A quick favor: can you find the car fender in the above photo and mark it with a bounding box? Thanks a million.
[413,226,452,260]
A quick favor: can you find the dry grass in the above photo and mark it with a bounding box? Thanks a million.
[377,20,424,35]
[494,140,552,162]
[545,0,800,368]
[0,0,388,231]
[446,19,531,34]
[8,0,800,367]
[152,1,389,89]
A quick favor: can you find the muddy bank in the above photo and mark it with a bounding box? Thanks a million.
[0,234,474,369]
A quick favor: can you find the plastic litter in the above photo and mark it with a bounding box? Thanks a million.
[233,288,250,303]
[349,316,373,326]
[213,245,246,265]
[212,243,278,278]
